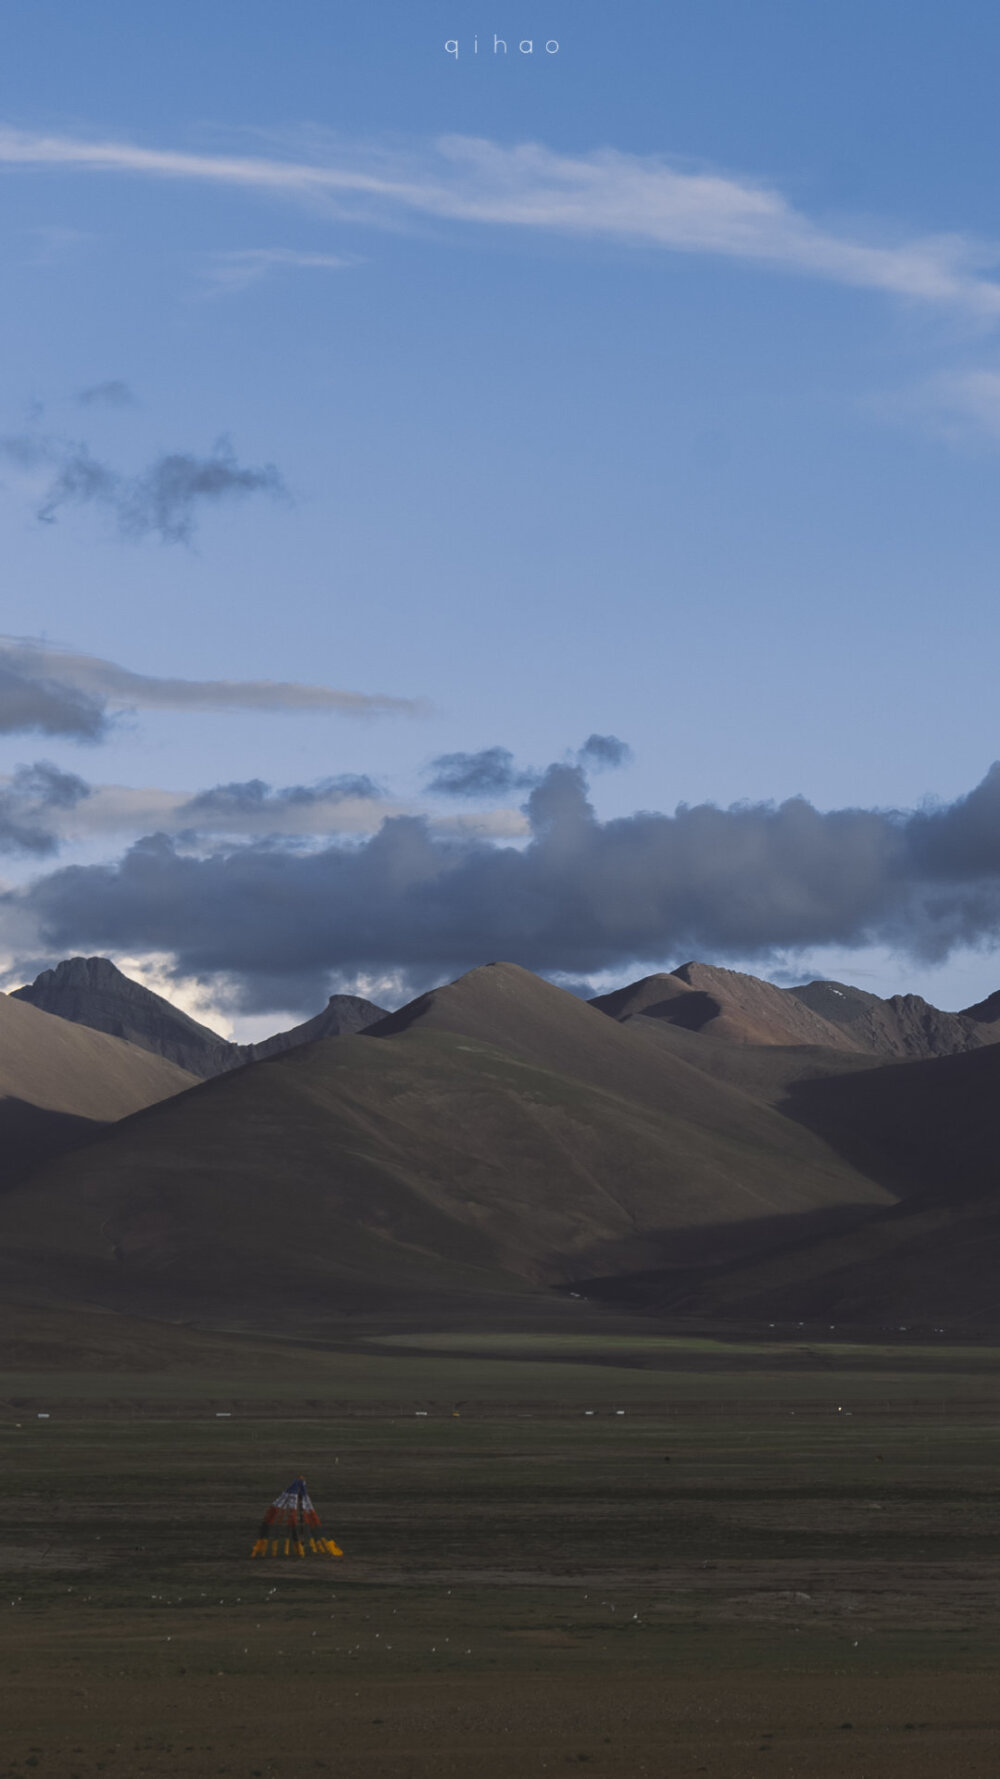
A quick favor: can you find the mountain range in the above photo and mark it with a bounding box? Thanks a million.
[11,956,387,1077]
[2,953,1000,1332]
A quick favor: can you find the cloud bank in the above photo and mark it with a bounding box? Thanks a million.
[9,759,1000,1011]
[1,126,999,319]
[0,638,424,737]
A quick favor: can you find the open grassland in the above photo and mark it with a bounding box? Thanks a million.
[4,1320,1000,1776]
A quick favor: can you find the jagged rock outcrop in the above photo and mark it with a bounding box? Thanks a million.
[789,979,1000,1060]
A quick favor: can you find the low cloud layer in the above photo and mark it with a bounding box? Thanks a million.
[0,429,285,543]
[9,759,1000,1012]
[0,638,423,737]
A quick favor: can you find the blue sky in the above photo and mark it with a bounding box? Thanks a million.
[3,1,1000,1029]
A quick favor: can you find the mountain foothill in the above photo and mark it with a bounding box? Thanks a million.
[2,951,1000,1334]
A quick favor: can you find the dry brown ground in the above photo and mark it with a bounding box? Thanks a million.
[7,1627,1000,1778]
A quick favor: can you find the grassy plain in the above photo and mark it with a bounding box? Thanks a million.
[4,1315,1000,1777]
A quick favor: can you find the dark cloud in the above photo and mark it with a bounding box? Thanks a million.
[428,738,631,798]
[0,761,90,855]
[426,747,539,799]
[0,661,110,740]
[0,638,421,733]
[180,775,381,821]
[578,733,633,770]
[906,764,1000,880]
[118,439,286,544]
[75,380,136,409]
[0,430,286,544]
[13,759,1000,1012]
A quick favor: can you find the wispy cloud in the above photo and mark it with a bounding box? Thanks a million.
[23,224,95,266]
[0,767,529,852]
[0,637,426,736]
[930,368,1000,436]
[12,774,390,845]
[204,246,358,292]
[1,126,999,317]
[75,379,137,408]
[0,427,286,543]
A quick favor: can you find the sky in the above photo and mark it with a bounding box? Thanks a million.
[3,0,1000,1032]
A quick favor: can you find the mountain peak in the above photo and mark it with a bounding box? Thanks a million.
[245,992,388,1061]
[12,956,238,1079]
[28,955,131,990]
[593,962,857,1051]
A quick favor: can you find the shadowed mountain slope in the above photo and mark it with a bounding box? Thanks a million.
[12,957,240,1079]
[592,964,860,1051]
[960,986,1000,1025]
[674,1192,1000,1329]
[618,1012,883,1107]
[0,992,197,1183]
[246,993,387,1062]
[779,1041,1000,1203]
[0,966,893,1330]
[789,978,1000,1060]
[618,1042,1000,1328]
